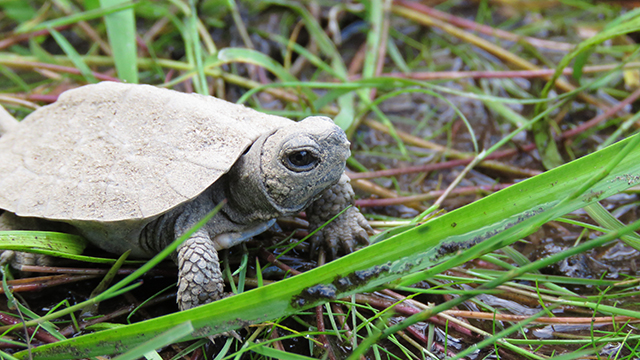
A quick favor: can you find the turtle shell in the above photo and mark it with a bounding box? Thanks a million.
[0,82,293,222]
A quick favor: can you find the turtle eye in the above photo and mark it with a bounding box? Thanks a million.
[285,150,319,171]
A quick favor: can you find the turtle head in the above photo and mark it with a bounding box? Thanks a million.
[227,116,350,219]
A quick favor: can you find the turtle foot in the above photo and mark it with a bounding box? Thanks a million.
[310,206,372,258]
[0,250,53,270]
[176,231,225,310]
[307,174,373,258]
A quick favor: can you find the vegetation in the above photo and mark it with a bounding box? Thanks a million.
[1,0,640,359]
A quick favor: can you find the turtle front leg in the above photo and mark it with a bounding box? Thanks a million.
[307,174,373,258]
[175,229,225,311]
[173,212,274,310]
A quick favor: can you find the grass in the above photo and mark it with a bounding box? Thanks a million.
[1,0,640,359]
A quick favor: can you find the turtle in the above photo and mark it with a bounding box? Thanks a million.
[0,82,372,310]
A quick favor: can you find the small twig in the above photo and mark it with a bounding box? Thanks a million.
[142,16,171,44]
[58,293,175,337]
[392,0,573,52]
[313,251,336,360]
[354,293,474,336]
[391,0,607,111]
[0,274,98,294]
[445,310,640,325]
[363,118,540,177]
[350,62,640,81]
[315,305,336,360]
[347,42,368,77]
[351,179,426,210]
[348,154,539,180]
[433,155,481,209]
[561,86,640,139]
[0,95,40,109]
[259,248,302,276]
[369,0,392,101]
[0,313,59,344]
[0,59,120,82]
[18,265,174,277]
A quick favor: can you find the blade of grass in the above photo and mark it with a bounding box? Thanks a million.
[584,202,640,250]
[111,321,193,360]
[47,27,97,83]
[17,1,138,34]
[261,0,356,129]
[99,0,138,83]
[0,231,86,255]
[0,231,136,263]
[1,267,66,342]
[361,0,384,85]
[81,250,130,317]
[0,65,30,92]
[186,0,206,94]
[217,47,316,104]
[539,10,640,103]
[0,350,20,360]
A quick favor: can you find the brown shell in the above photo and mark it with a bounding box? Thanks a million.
[0,82,292,222]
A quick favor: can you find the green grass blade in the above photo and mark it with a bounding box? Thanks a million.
[217,47,315,102]
[111,321,193,360]
[0,230,134,263]
[1,267,67,342]
[584,202,640,250]
[14,133,640,359]
[99,0,138,83]
[48,27,98,83]
[0,65,30,92]
[218,48,297,84]
[0,350,20,360]
[0,231,87,254]
[186,0,207,95]
[17,1,138,34]
[361,0,383,81]
[256,0,357,129]
[82,250,130,316]
[539,10,640,101]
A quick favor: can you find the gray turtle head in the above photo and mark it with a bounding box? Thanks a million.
[261,116,350,212]
[226,116,350,219]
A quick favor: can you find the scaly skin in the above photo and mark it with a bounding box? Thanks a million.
[307,174,373,258]
[175,230,224,310]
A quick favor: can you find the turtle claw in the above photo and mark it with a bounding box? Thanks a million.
[310,205,373,259]
[307,174,372,259]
